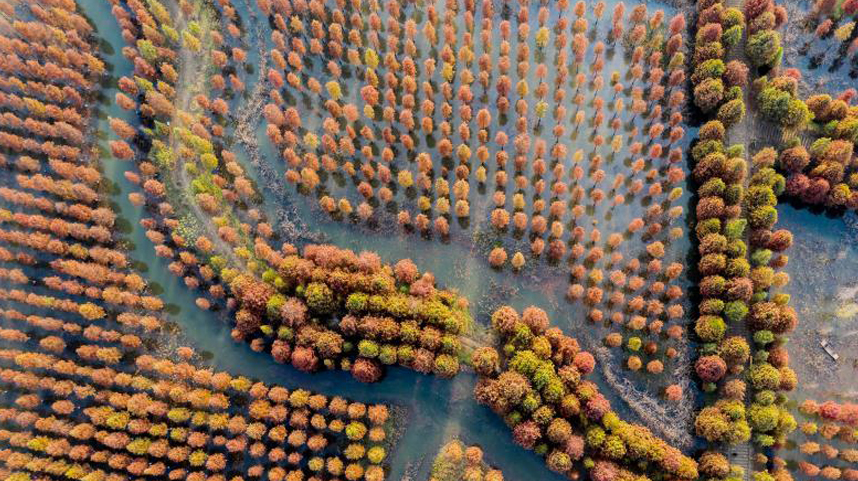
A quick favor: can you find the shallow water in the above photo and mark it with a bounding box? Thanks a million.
[42,0,858,477]
[777,203,858,477]
[778,203,858,404]
[781,0,858,98]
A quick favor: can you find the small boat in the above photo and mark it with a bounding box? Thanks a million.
[821,339,840,361]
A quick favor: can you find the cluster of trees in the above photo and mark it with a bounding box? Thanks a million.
[779,91,858,208]
[744,0,787,69]
[0,1,101,170]
[697,451,751,481]
[742,148,797,448]
[690,118,754,446]
[535,3,692,385]
[798,399,858,454]
[0,0,153,341]
[0,158,167,315]
[429,440,504,481]
[798,440,858,481]
[0,0,106,286]
[0,3,403,481]
[106,0,462,390]
[812,0,858,19]
[472,305,697,481]
[112,0,693,423]
[808,90,858,143]
[1,112,394,481]
[226,243,467,382]
[752,73,812,130]
[692,0,749,128]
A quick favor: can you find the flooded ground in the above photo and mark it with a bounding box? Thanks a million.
[72,0,664,477]
[71,0,849,476]
[782,0,858,97]
[779,203,858,404]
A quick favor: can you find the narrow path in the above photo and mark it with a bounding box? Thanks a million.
[169,1,245,268]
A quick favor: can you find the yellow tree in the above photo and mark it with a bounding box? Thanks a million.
[326,81,343,101]
[535,27,550,50]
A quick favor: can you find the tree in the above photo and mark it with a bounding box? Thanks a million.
[719,336,751,365]
[489,248,507,267]
[699,452,730,478]
[351,358,383,382]
[696,355,727,382]
[109,117,137,139]
[749,362,781,390]
[694,78,725,112]
[746,31,782,67]
[305,282,335,314]
[758,85,811,128]
[535,27,550,49]
[109,140,135,160]
[718,98,746,127]
[695,316,727,342]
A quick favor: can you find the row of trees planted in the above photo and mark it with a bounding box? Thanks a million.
[691,0,756,453]
[690,118,754,447]
[471,305,697,481]
[742,148,797,449]
[692,0,748,127]
[689,1,773,480]
[800,400,858,428]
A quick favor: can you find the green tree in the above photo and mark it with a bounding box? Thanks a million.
[722,25,743,47]
[137,39,159,62]
[746,31,782,67]
[305,282,336,314]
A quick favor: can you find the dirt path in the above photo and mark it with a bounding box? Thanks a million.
[168,1,244,268]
